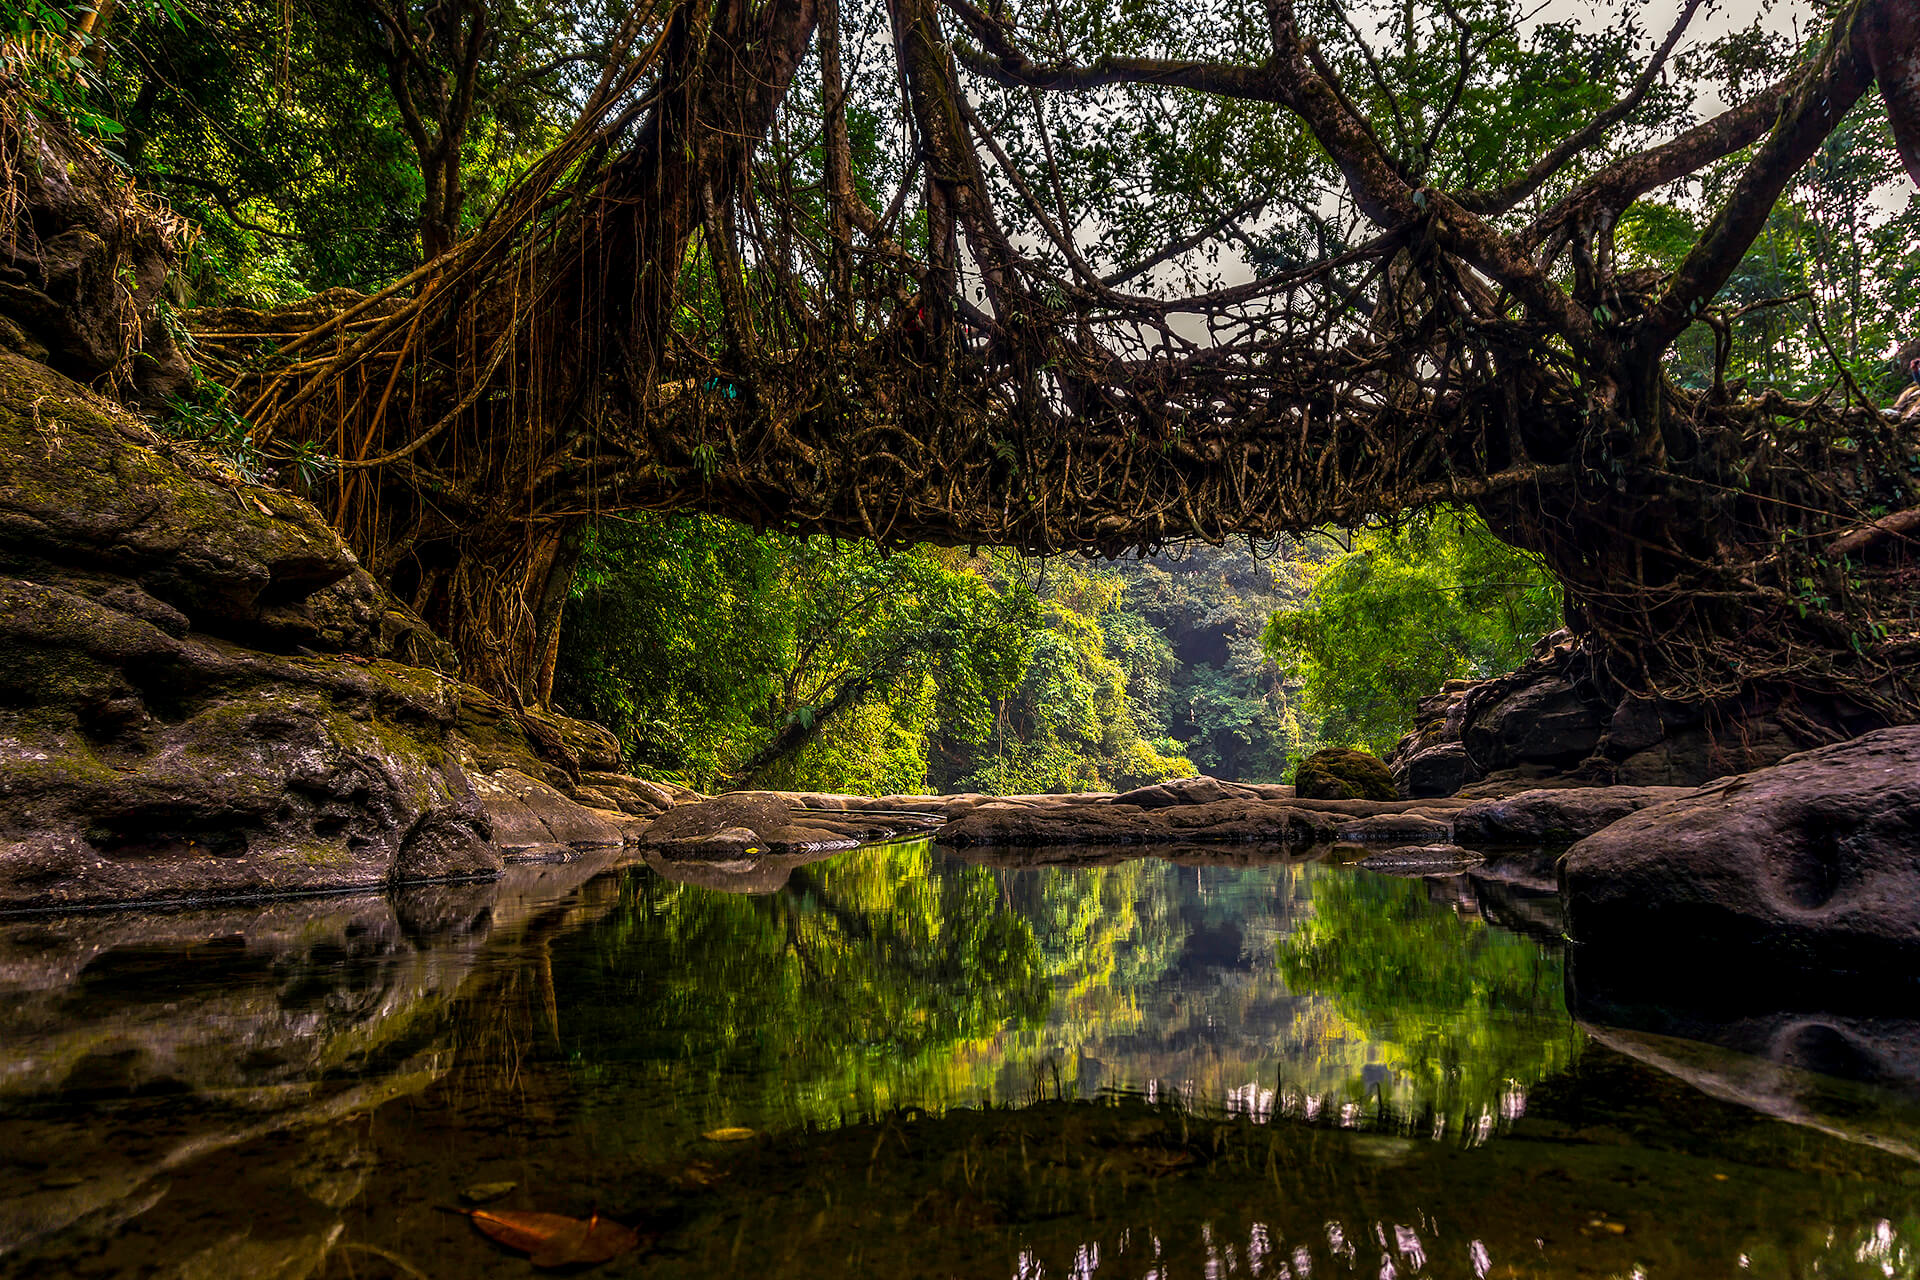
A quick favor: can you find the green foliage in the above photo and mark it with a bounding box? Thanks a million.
[1262,511,1561,757]
[5,0,185,143]
[1097,545,1322,782]
[939,558,1193,795]
[556,514,1230,795]
[554,515,786,785]
[556,518,1037,793]
[63,0,618,300]
[159,374,334,492]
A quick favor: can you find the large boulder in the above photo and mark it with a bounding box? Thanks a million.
[1563,728,1920,989]
[0,351,637,908]
[1292,748,1398,801]
[0,575,500,908]
[1462,675,1605,771]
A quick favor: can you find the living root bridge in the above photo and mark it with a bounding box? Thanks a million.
[188,0,1920,733]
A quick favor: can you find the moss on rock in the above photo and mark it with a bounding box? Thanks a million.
[1293,747,1401,801]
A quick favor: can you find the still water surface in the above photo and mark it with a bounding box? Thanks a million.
[2,840,1918,1278]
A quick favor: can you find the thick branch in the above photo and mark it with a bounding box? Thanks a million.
[1524,78,1793,250]
[1458,0,1706,214]
[1635,7,1876,358]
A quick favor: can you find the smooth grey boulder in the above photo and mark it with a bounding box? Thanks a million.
[1454,785,1692,846]
[472,769,626,849]
[1563,728,1920,984]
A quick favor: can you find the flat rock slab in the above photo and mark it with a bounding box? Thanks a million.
[1112,776,1294,808]
[1282,797,1472,818]
[1564,727,1920,987]
[1454,785,1694,846]
[1335,814,1454,845]
[1356,845,1485,875]
[638,792,930,857]
[938,798,1338,848]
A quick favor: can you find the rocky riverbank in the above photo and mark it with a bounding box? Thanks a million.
[0,348,692,910]
[3,335,1917,1000]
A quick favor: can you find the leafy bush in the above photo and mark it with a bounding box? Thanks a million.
[1262,510,1561,758]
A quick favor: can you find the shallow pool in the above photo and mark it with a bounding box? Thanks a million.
[3,841,1917,1278]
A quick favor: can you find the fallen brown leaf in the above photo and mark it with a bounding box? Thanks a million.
[467,1208,642,1268]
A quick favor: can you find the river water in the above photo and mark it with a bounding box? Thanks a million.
[3,840,1918,1278]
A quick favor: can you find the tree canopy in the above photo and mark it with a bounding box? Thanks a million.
[7,0,1918,731]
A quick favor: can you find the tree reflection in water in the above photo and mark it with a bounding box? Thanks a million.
[5,844,1920,1279]
[554,842,1579,1141]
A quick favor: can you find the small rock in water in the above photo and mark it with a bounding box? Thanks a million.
[1356,844,1484,875]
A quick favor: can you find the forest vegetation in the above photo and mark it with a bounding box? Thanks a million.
[4,0,1917,792]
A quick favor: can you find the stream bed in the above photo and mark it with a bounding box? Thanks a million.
[3,840,1919,1278]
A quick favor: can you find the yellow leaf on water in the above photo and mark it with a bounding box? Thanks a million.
[701,1126,758,1142]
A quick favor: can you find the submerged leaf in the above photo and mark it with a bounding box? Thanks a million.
[460,1181,518,1204]
[701,1126,757,1142]
[467,1208,641,1268]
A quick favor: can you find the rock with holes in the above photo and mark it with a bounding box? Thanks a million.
[0,575,501,908]
[0,353,510,908]
[1563,728,1920,988]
